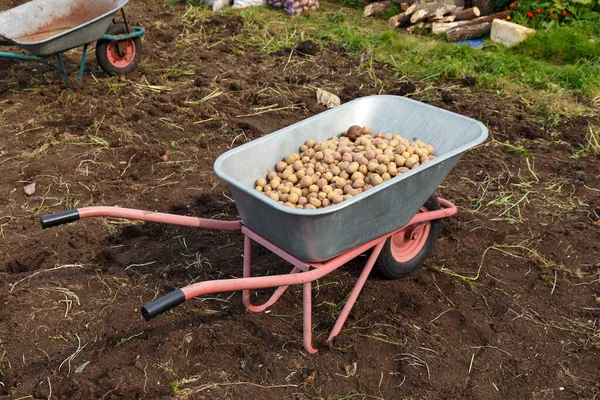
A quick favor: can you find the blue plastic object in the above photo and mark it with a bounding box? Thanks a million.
[458,39,485,49]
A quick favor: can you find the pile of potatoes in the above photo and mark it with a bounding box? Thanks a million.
[255,125,436,210]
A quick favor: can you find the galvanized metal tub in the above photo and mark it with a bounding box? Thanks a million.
[214,95,488,262]
[0,0,128,56]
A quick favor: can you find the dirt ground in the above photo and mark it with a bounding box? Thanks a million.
[0,1,599,399]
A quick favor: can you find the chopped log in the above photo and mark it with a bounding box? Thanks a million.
[463,10,510,24]
[405,22,432,33]
[432,9,510,33]
[446,21,491,41]
[404,3,420,15]
[410,3,457,24]
[431,14,456,22]
[388,12,412,29]
[364,1,393,17]
[432,21,461,34]
[450,6,480,21]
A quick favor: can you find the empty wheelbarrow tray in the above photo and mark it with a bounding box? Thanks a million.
[40,95,488,353]
[0,0,144,87]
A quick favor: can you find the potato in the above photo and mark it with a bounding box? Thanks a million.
[358,165,368,175]
[264,185,272,192]
[332,195,344,204]
[382,172,391,181]
[288,193,299,204]
[339,171,350,180]
[347,125,362,140]
[353,178,365,188]
[346,162,359,174]
[322,198,331,207]
[420,155,430,164]
[402,151,411,159]
[304,204,317,210]
[317,191,327,201]
[394,155,406,167]
[371,174,384,186]
[327,190,337,201]
[298,196,308,206]
[256,177,267,187]
[398,166,409,173]
[315,151,324,161]
[305,139,315,148]
[281,185,291,194]
[342,152,353,163]
[365,150,376,160]
[351,171,364,181]
[331,165,341,176]
[287,174,298,184]
[404,157,417,168]
[367,160,379,172]
[309,198,321,208]
[360,126,371,136]
[335,178,347,189]
[322,184,333,193]
[300,144,308,152]
[269,193,279,201]
[343,184,353,194]
[375,164,387,175]
[425,144,434,155]
[300,175,313,188]
[323,154,335,164]
[280,193,289,202]
[267,171,278,181]
[308,184,318,193]
[373,132,383,139]
[255,186,263,192]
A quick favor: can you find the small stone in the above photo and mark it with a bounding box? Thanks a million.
[24,182,36,196]
[316,89,341,109]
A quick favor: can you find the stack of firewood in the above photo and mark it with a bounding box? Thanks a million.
[364,0,509,42]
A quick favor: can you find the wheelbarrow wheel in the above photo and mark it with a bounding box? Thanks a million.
[375,195,441,279]
[96,24,142,75]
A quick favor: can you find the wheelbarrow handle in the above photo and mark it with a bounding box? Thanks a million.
[141,290,186,321]
[40,209,80,229]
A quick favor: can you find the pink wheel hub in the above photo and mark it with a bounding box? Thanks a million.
[106,39,136,68]
[390,207,431,262]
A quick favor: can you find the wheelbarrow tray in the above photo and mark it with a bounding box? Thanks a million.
[0,0,128,56]
[214,95,488,262]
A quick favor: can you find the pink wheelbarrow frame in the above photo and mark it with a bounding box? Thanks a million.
[40,198,456,353]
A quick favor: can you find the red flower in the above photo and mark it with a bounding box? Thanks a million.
[536,8,542,13]
[548,9,554,14]
[506,15,511,20]
[526,10,534,17]
[561,10,568,16]
[509,3,515,8]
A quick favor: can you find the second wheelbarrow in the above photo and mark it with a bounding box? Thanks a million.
[0,0,144,87]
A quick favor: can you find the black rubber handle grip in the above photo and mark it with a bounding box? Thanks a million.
[141,289,186,321]
[40,209,80,229]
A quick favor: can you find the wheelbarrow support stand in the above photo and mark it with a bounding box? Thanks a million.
[40,199,457,354]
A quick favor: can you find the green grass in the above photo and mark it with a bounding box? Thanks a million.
[210,2,600,114]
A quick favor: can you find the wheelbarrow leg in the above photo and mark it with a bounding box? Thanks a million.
[303,280,317,354]
[77,43,88,87]
[242,235,302,312]
[56,53,69,88]
[327,240,385,343]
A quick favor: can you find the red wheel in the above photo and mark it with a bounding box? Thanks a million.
[96,24,142,75]
[375,195,441,279]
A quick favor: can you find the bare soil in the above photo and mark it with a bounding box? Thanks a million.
[1,1,599,399]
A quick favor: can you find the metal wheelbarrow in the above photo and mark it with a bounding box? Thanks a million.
[0,0,144,87]
[40,95,489,353]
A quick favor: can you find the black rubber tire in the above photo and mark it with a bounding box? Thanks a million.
[95,24,142,75]
[374,195,441,279]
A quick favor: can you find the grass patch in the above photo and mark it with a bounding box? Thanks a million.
[205,2,600,115]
